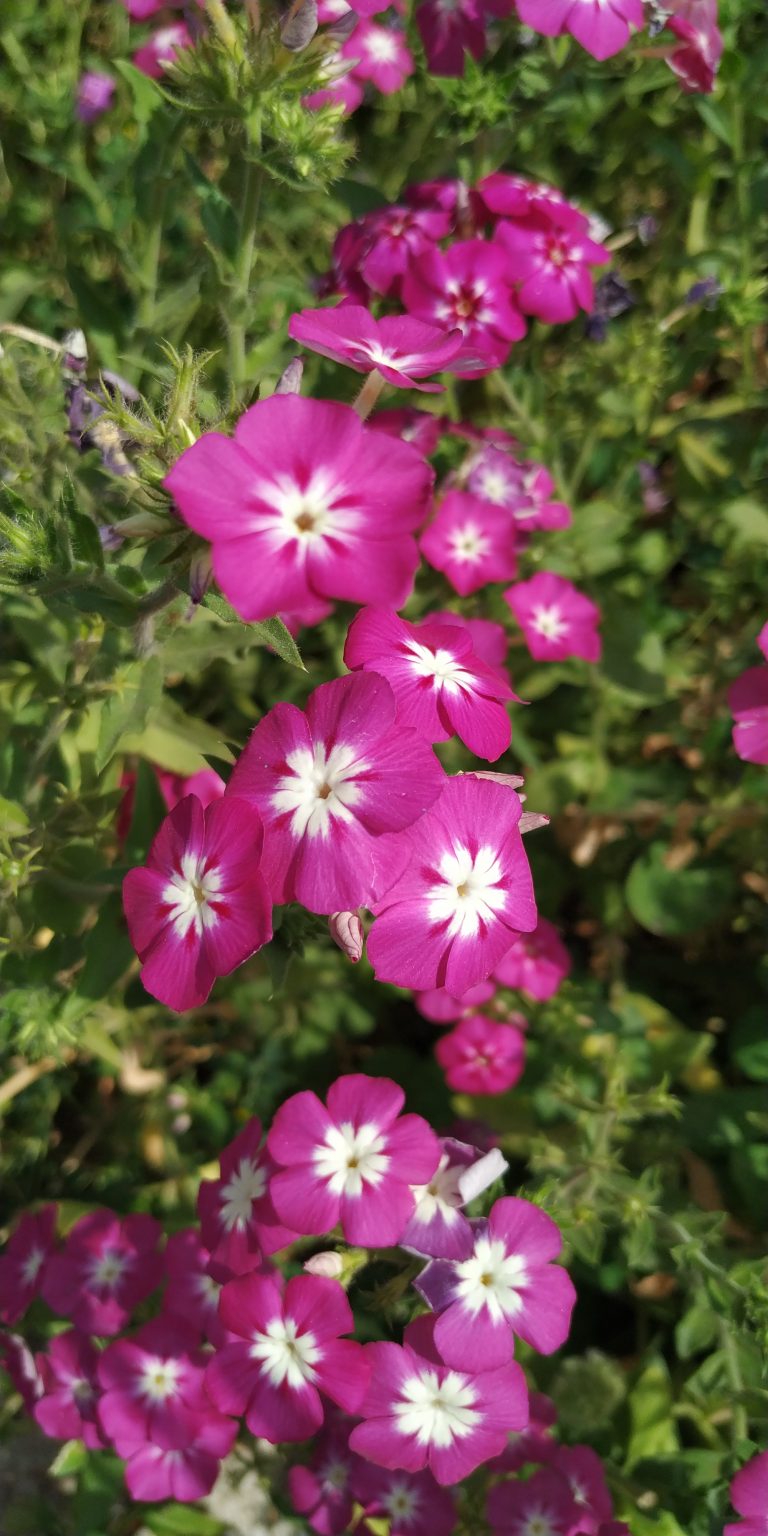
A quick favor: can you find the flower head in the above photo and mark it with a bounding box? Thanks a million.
[435,1014,527,1095]
[469,449,572,531]
[496,220,610,325]
[514,0,644,61]
[353,1462,458,1535]
[414,978,497,1024]
[288,1411,368,1534]
[504,572,602,663]
[421,492,519,596]
[403,241,526,375]
[551,1445,614,1533]
[729,665,768,766]
[494,918,571,1001]
[0,1205,57,1325]
[342,20,415,93]
[665,0,723,93]
[288,306,465,391]
[76,72,115,122]
[197,1116,298,1268]
[487,1465,580,1536]
[415,0,486,77]
[42,1210,163,1336]
[725,1448,768,1536]
[35,1331,105,1449]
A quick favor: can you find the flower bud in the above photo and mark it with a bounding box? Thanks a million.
[275,357,304,395]
[328,910,364,963]
[303,1251,343,1279]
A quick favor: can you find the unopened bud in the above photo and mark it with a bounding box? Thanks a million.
[189,549,213,606]
[519,811,549,834]
[329,911,364,963]
[275,357,304,395]
[303,1251,343,1279]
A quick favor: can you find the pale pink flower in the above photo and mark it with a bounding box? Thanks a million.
[487,1465,579,1535]
[504,572,602,663]
[226,673,445,914]
[415,0,486,77]
[514,0,643,60]
[132,22,192,79]
[342,20,415,93]
[725,1448,768,1536]
[42,1210,163,1336]
[421,492,519,596]
[197,1116,298,1268]
[0,1206,57,1325]
[403,240,526,374]
[435,1013,526,1095]
[495,220,610,324]
[34,1331,104,1449]
[729,666,768,765]
[123,795,273,1012]
[494,917,571,1001]
[367,776,537,995]
[288,305,465,390]
[268,1073,441,1246]
[400,1137,508,1260]
[165,396,433,621]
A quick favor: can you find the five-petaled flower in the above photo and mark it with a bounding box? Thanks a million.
[494,918,571,1001]
[421,491,519,596]
[514,0,644,62]
[35,1330,104,1449]
[42,1210,163,1336]
[504,572,602,663]
[0,1206,57,1326]
[435,1013,527,1096]
[197,1117,298,1269]
[288,305,466,391]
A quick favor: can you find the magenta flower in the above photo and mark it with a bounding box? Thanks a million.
[367,776,537,995]
[551,1445,614,1533]
[352,1462,458,1536]
[226,673,445,914]
[34,1331,104,1449]
[515,0,643,60]
[287,1411,367,1534]
[474,173,589,235]
[0,1205,57,1325]
[725,1449,768,1536]
[665,1,723,93]
[344,607,517,761]
[496,220,610,325]
[469,448,572,530]
[197,1116,298,1268]
[403,241,526,375]
[124,0,199,15]
[435,1013,526,1096]
[358,207,453,298]
[494,917,571,1001]
[758,623,768,661]
[0,1330,43,1412]
[729,666,768,765]
[165,396,432,621]
[349,1314,528,1484]
[267,1073,441,1246]
[414,978,497,1024]
[438,613,509,671]
[76,71,115,123]
[415,0,486,77]
[487,1466,579,1536]
[490,1390,558,1472]
[157,766,225,811]
[288,306,465,391]
[342,20,415,93]
[370,408,445,456]
[205,1272,370,1442]
[415,1196,576,1370]
[421,492,519,596]
[132,22,192,79]
[41,1210,163,1336]
[123,794,272,1012]
[162,1229,233,1346]
[400,1137,509,1260]
[504,572,602,663]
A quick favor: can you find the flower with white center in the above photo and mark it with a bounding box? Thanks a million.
[504,572,602,663]
[272,742,364,841]
[385,1480,422,1522]
[421,491,519,597]
[219,1157,268,1231]
[89,1248,131,1291]
[409,1156,465,1229]
[453,1236,528,1321]
[313,1121,390,1198]
[138,1356,183,1402]
[250,1317,321,1390]
[42,1211,163,1337]
[394,1367,479,1446]
[530,604,568,643]
[487,1465,584,1536]
[447,522,489,563]
[0,1207,57,1327]
[428,843,507,940]
[163,850,223,939]
[198,1118,298,1272]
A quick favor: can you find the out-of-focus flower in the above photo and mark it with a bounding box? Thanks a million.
[494,918,571,1001]
[35,1331,105,1449]
[197,1117,298,1268]
[76,72,115,122]
[342,19,415,93]
[729,665,768,766]
[435,1013,527,1095]
[42,1210,163,1336]
[496,220,610,324]
[132,22,193,79]
[724,1448,768,1536]
[514,0,644,60]
[416,0,486,77]
[504,572,602,663]
[421,492,519,596]
[487,1465,579,1535]
[0,1206,58,1326]
[288,305,465,390]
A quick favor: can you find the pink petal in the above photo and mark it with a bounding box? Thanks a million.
[284,1275,354,1340]
[326,1073,405,1130]
[315,1338,371,1414]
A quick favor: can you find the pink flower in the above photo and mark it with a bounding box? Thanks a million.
[370,408,445,456]
[98,1318,236,1502]
[367,776,537,995]
[473,173,589,235]
[436,613,509,671]
[400,1137,509,1259]
[494,917,571,1001]
[468,448,571,530]
[495,220,610,324]
[421,492,519,596]
[267,1073,441,1246]
[205,1272,370,1442]
[165,396,433,621]
[0,1330,43,1412]
[415,0,486,77]
[514,0,643,61]
[403,241,526,375]
[76,71,115,122]
[342,20,415,93]
[0,1205,57,1325]
[490,1390,558,1472]
[435,1013,526,1095]
[405,177,468,220]
[41,1210,163,1336]
[158,767,225,811]
[415,1195,576,1369]
[132,22,192,79]
[414,978,497,1023]
[352,1462,458,1535]
[162,1229,232,1346]
[349,1314,528,1484]
[725,1449,768,1536]
[487,1466,579,1536]
[226,673,445,914]
[758,623,768,662]
[551,1445,614,1533]
[344,607,517,761]
[288,306,465,391]
[197,1116,298,1268]
[357,208,453,298]
[665,0,723,93]
[34,1331,104,1449]
[304,62,365,115]
[288,1412,367,1534]
[123,795,272,1012]
[729,666,768,765]
[504,572,602,662]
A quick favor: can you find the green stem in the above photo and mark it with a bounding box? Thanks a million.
[136,121,185,340]
[227,153,264,386]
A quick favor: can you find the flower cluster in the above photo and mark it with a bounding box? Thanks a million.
[0,1075,582,1508]
[307,0,415,115]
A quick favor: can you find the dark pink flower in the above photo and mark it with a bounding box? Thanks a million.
[34,1331,104,1449]
[415,0,486,77]
[304,62,366,115]
[197,1116,298,1268]
[514,0,643,60]
[415,1196,576,1369]
[725,1448,768,1536]
[551,1445,614,1533]
[268,1073,441,1246]
[157,767,225,811]
[414,979,497,1024]
[349,1314,528,1484]
[132,22,192,79]
[421,492,519,596]
[496,220,610,325]
[342,20,414,93]
[468,448,571,530]
[758,623,768,662]
[165,396,433,621]
[0,1330,43,1412]
[367,776,537,995]
[400,1137,508,1260]
[473,173,589,235]
[0,1205,57,1325]
[205,1272,370,1442]
[288,1411,368,1534]
[288,306,465,391]
[504,572,602,663]
[76,72,115,122]
[487,1465,579,1536]
[370,408,445,456]
[729,666,768,765]
[665,0,723,93]
[41,1210,163,1336]
[490,1390,558,1472]
[494,918,571,1001]
[353,1462,458,1535]
[435,1013,526,1095]
[403,241,526,375]
[358,208,453,298]
[226,673,445,915]
[162,1229,233,1346]
[344,607,517,761]
[123,795,273,1012]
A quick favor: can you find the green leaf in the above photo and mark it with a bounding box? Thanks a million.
[95,657,164,773]
[201,594,305,668]
[123,757,168,864]
[730,1008,768,1082]
[626,844,736,937]
[122,697,236,773]
[59,475,105,570]
[722,497,768,548]
[0,794,29,834]
[675,1303,719,1359]
[600,598,667,704]
[145,1507,224,1536]
[113,58,167,125]
[626,1357,680,1468]
[49,1439,88,1478]
[55,579,139,627]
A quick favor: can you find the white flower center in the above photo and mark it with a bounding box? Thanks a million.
[272,741,365,840]
[427,843,507,938]
[219,1156,267,1231]
[138,1357,183,1402]
[320,1458,349,1493]
[250,1317,321,1390]
[70,1377,94,1405]
[530,604,568,642]
[476,467,512,504]
[410,1153,463,1227]
[404,639,475,693]
[259,469,357,549]
[88,1248,131,1290]
[523,1515,555,1536]
[453,1235,528,1323]
[20,1247,45,1285]
[163,850,222,939]
[385,1481,421,1521]
[313,1121,390,1197]
[447,524,490,563]
[394,1367,479,1446]
[195,1272,222,1308]
[363,29,399,61]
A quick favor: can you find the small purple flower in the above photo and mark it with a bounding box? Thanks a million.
[684,275,723,308]
[76,72,116,124]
